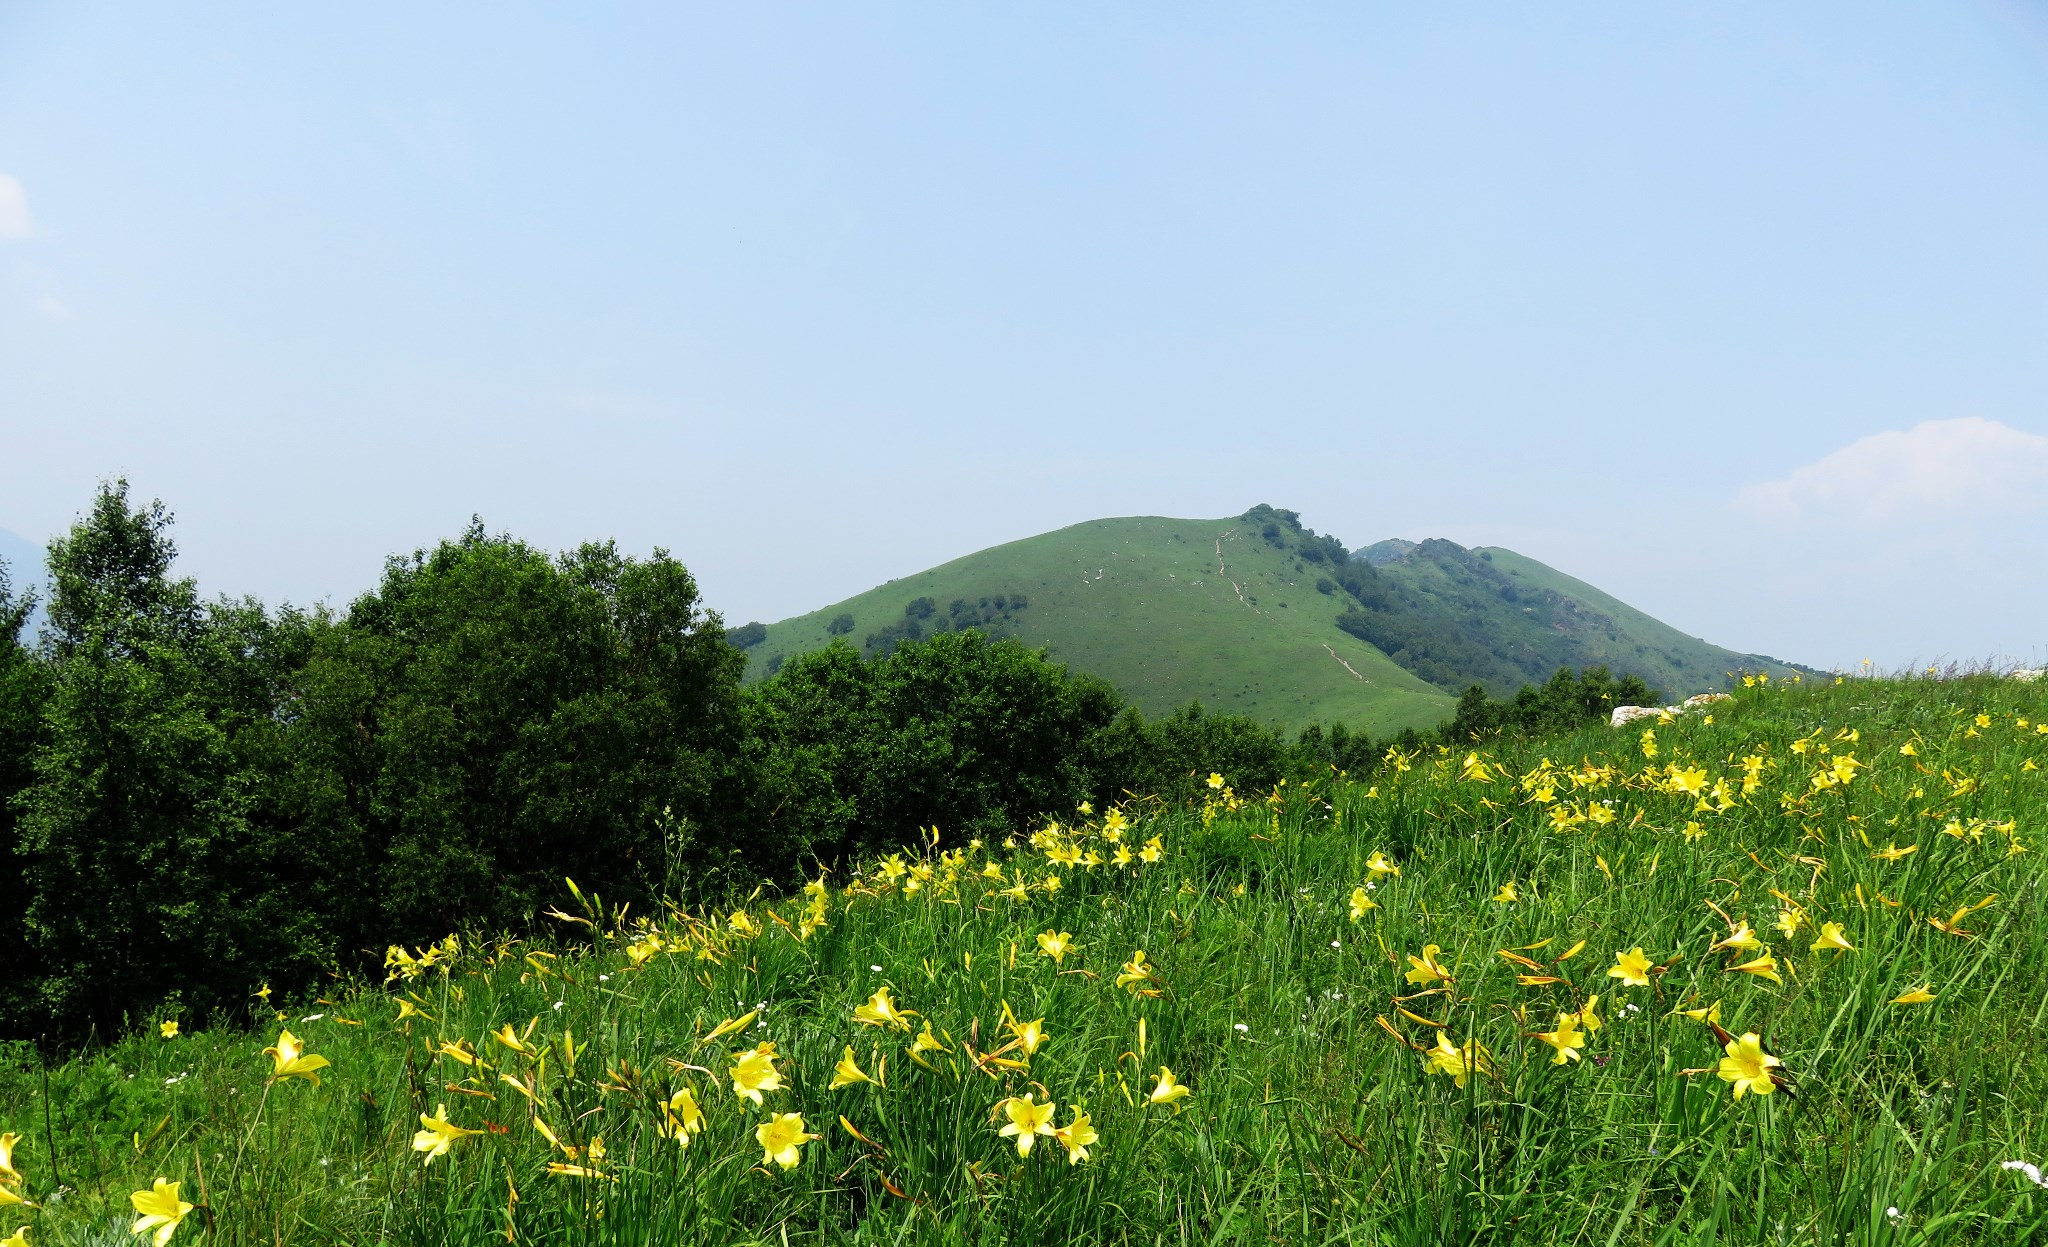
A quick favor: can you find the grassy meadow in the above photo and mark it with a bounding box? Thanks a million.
[3,672,2047,1245]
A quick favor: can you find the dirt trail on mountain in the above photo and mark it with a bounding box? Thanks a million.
[1323,644,1366,681]
[1213,529,1265,615]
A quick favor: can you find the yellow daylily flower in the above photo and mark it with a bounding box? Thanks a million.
[755,1112,816,1170]
[1730,953,1783,985]
[1404,944,1453,987]
[158,1020,178,1040]
[660,1087,704,1146]
[729,1043,784,1104]
[1036,931,1074,963]
[545,1159,613,1181]
[1147,1067,1192,1109]
[1423,1031,1490,1088]
[129,1178,194,1247]
[1005,1013,1048,1057]
[263,1029,332,1086]
[1365,851,1400,878]
[910,1021,949,1055]
[1537,1012,1586,1065]
[1810,923,1855,953]
[1676,999,1722,1025]
[829,1046,876,1090]
[998,1093,1058,1156]
[1716,1032,1781,1099]
[1349,886,1378,920]
[1115,950,1155,992]
[1891,984,1937,1005]
[1,1226,24,1247]
[1607,947,1652,988]
[412,1105,484,1165]
[853,987,915,1030]
[0,1132,20,1185]
[1578,994,1604,1032]
[1053,1107,1098,1164]
[1493,881,1520,904]
[1711,924,1765,954]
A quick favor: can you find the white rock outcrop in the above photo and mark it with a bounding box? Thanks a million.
[1610,692,1732,729]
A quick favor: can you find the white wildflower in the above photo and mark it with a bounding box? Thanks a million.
[2003,1160,2048,1189]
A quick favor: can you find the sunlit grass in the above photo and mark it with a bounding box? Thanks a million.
[4,673,2047,1244]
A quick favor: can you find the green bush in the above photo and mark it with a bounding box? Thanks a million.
[749,632,1126,861]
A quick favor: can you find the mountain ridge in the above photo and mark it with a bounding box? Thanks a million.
[740,508,1807,732]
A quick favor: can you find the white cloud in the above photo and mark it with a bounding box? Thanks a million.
[1731,418,2048,525]
[0,175,31,240]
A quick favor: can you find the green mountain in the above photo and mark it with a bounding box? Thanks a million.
[1346,537,1806,699]
[739,507,1806,734]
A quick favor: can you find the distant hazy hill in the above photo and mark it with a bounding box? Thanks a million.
[0,528,47,642]
[741,508,1806,733]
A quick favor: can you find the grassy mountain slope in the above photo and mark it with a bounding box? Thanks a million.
[1355,537,1806,698]
[745,516,1456,736]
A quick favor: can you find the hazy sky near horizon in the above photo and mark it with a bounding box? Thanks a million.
[3,4,2047,671]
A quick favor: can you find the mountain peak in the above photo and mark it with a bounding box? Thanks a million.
[743,510,1805,731]
[1356,538,1419,567]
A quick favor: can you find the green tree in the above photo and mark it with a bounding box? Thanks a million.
[15,482,264,1034]
[749,632,1127,861]
[0,555,52,1030]
[287,525,747,941]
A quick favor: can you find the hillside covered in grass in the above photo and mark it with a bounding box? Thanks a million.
[740,507,1805,734]
[743,510,1457,737]
[4,672,2044,1245]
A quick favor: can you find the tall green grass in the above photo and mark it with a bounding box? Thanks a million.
[3,673,2046,1245]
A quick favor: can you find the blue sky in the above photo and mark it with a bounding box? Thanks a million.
[3,3,2046,670]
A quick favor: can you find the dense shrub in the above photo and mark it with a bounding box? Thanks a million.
[1439,665,1660,741]
[749,632,1126,859]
